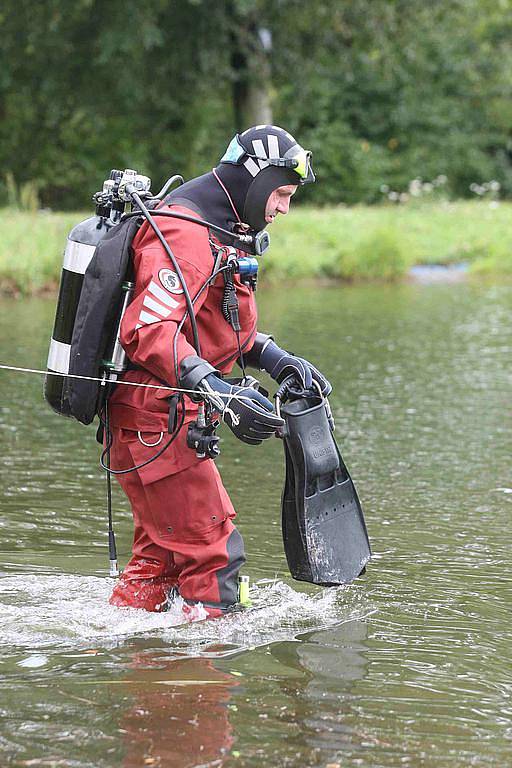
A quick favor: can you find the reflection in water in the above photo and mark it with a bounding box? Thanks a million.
[117,655,236,768]
[271,620,370,759]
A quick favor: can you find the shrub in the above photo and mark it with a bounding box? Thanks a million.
[336,227,410,281]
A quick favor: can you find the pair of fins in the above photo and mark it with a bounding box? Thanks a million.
[279,384,371,586]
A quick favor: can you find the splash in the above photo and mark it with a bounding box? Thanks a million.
[0,574,373,654]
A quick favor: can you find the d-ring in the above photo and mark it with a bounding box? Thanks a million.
[137,431,164,447]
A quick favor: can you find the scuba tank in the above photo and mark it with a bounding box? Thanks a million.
[45,213,114,416]
[44,169,151,423]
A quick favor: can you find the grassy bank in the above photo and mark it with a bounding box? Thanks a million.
[1,201,511,295]
[0,210,80,295]
[268,200,512,280]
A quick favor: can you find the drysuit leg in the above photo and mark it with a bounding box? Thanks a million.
[109,427,245,616]
[108,442,180,611]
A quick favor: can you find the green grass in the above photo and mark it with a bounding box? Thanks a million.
[265,200,512,280]
[1,200,511,295]
[0,209,81,295]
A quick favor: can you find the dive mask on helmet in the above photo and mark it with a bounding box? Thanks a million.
[221,134,315,185]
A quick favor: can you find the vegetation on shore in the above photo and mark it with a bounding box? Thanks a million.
[0,200,511,296]
[268,200,512,281]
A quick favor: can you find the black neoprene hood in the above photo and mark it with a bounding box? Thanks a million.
[216,125,315,230]
[166,125,314,237]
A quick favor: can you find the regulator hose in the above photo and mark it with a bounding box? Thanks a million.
[121,209,265,256]
[100,262,231,475]
[126,186,202,356]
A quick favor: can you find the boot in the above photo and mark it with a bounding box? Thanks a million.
[109,556,178,612]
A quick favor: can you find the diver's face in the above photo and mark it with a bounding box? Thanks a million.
[264,185,298,224]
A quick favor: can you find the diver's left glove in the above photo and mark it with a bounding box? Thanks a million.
[179,355,284,445]
[244,333,332,396]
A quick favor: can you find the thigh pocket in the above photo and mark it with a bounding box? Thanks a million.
[117,422,200,486]
[144,460,232,544]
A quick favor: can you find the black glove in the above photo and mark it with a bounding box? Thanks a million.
[180,356,284,445]
[257,337,332,396]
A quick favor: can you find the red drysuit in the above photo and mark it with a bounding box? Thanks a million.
[107,205,258,616]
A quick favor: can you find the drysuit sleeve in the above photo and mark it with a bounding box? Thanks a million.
[119,211,212,386]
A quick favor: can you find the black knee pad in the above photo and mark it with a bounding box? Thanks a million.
[216,528,246,608]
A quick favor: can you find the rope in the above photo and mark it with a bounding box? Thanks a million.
[0,363,260,404]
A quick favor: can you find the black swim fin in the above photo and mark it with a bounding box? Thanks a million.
[279,387,371,586]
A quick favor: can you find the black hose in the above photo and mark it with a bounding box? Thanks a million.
[154,174,184,199]
[99,255,230,477]
[104,394,118,573]
[172,263,231,383]
[121,209,257,254]
[99,394,186,475]
[127,187,202,356]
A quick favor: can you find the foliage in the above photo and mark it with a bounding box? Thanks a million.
[336,228,410,281]
[1,0,512,208]
[5,173,40,212]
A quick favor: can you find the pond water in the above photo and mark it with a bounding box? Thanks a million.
[0,281,510,767]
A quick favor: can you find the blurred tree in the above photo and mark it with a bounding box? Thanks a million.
[1,0,512,207]
[229,1,273,126]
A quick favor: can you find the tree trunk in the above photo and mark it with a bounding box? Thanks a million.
[231,13,273,129]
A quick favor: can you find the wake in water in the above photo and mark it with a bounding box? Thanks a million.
[0,573,373,654]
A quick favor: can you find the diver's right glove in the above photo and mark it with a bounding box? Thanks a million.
[179,355,284,445]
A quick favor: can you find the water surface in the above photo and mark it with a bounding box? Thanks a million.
[0,282,510,767]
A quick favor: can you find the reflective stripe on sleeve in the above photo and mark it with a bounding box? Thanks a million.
[143,294,173,318]
[147,280,180,308]
[138,310,161,325]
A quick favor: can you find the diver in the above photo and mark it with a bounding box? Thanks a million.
[106,125,331,618]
